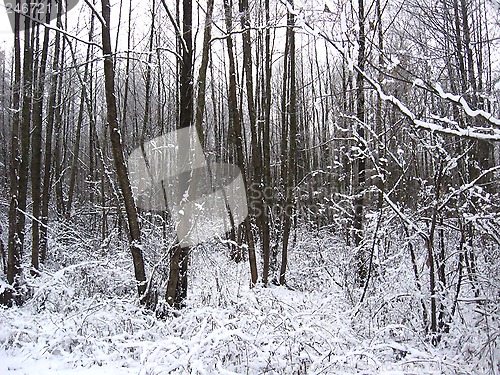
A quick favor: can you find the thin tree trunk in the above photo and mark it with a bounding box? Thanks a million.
[404,225,428,332]
[165,0,194,308]
[30,5,53,274]
[17,7,34,253]
[121,0,133,127]
[280,0,296,286]
[101,0,148,304]
[67,18,94,218]
[222,0,258,286]
[40,3,63,264]
[427,165,444,344]
[5,1,23,306]
[194,0,215,146]
[459,0,492,182]
[353,0,366,282]
[260,0,272,288]
[239,0,259,181]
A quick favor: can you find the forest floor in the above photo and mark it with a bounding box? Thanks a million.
[0,219,497,374]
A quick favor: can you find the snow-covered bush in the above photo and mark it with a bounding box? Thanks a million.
[0,216,498,374]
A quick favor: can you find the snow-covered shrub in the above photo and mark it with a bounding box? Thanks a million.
[0,215,498,374]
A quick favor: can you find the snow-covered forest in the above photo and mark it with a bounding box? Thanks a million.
[0,0,499,373]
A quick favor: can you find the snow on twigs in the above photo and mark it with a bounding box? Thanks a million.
[0,219,497,374]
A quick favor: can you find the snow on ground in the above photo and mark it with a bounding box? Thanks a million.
[0,223,497,374]
[0,287,457,374]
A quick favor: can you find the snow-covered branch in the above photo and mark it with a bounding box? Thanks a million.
[368,77,500,141]
[434,83,500,127]
[382,193,429,242]
[438,165,500,211]
[310,26,500,142]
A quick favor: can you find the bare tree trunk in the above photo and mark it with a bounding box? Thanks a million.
[260,0,272,287]
[222,0,258,286]
[121,0,133,127]
[53,94,65,217]
[280,0,296,286]
[67,18,94,218]
[238,0,259,181]
[427,164,445,344]
[237,0,261,267]
[459,0,492,184]
[30,5,53,274]
[0,224,6,275]
[165,0,194,308]
[101,0,149,304]
[353,0,367,282]
[5,1,23,306]
[40,3,63,264]
[17,7,34,253]
[194,0,215,146]
[404,225,429,332]
[375,0,385,203]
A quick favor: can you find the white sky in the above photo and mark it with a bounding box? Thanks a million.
[0,0,150,51]
[0,5,13,41]
[0,0,497,92]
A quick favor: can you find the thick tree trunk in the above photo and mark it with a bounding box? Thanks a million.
[165,0,194,308]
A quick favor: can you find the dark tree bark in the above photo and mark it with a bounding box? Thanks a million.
[67,17,94,218]
[40,1,64,264]
[140,0,155,146]
[459,0,492,184]
[194,0,215,146]
[165,0,194,308]
[120,0,133,127]
[353,0,367,282]
[279,0,296,286]
[259,0,272,287]
[31,4,54,274]
[238,0,259,180]
[17,6,35,254]
[5,1,23,306]
[222,0,258,286]
[53,89,65,217]
[101,0,149,304]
